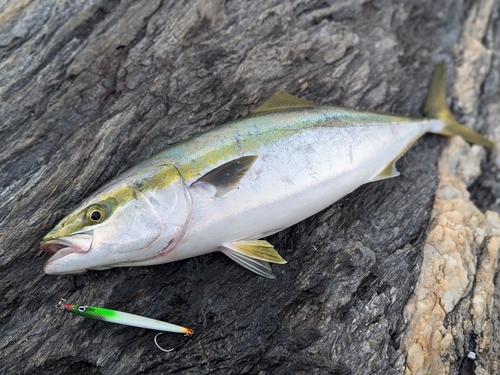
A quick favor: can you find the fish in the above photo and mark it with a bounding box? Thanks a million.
[41,62,497,278]
[59,303,194,334]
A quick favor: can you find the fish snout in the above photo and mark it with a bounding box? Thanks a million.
[41,233,95,274]
[40,240,68,254]
[41,232,94,253]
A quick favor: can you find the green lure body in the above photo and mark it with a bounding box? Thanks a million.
[60,304,193,335]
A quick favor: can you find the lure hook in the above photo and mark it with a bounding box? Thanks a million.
[55,280,89,309]
[154,328,194,352]
[154,332,175,353]
[56,298,66,309]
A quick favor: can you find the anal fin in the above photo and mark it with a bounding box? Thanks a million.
[370,161,400,182]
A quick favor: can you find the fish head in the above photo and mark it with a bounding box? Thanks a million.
[42,164,192,274]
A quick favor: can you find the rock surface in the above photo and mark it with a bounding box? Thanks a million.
[1,0,499,374]
[402,139,500,375]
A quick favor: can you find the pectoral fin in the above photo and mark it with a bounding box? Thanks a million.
[221,239,287,279]
[253,91,316,113]
[192,155,257,197]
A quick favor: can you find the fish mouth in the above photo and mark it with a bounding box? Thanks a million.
[41,232,94,263]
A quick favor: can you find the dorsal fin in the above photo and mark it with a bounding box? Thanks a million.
[252,91,316,113]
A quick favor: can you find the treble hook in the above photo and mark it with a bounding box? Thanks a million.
[56,297,66,309]
[55,279,89,308]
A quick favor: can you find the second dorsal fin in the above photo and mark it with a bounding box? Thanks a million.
[252,91,317,113]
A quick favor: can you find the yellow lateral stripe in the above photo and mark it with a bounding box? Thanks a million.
[160,107,417,183]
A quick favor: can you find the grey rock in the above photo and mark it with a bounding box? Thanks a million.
[1,0,499,374]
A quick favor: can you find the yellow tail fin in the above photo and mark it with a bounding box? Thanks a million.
[423,61,497,148]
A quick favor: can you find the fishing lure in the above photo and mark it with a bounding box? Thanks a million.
[58,302,194,335]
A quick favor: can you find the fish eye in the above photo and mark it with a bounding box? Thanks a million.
[85,204,107,224]
[78,306,87,312]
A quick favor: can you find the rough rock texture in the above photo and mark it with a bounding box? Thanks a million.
[401,1,500,373]
[401,138,500,375]
[0,1,499,374]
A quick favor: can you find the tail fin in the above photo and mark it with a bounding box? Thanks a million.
[423,61,497,148]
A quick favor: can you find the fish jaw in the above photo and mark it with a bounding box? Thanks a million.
[41,232,94,274]
[41,163,193,274]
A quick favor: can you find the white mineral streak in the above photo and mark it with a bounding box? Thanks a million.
[437,137,485,187]
[454,0,493,119]
[401,160,500,375]
[401,1,500,373]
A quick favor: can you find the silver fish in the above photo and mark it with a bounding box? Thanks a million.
[41,62,496,278]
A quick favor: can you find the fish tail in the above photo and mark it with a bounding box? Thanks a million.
[423,61,497,148]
